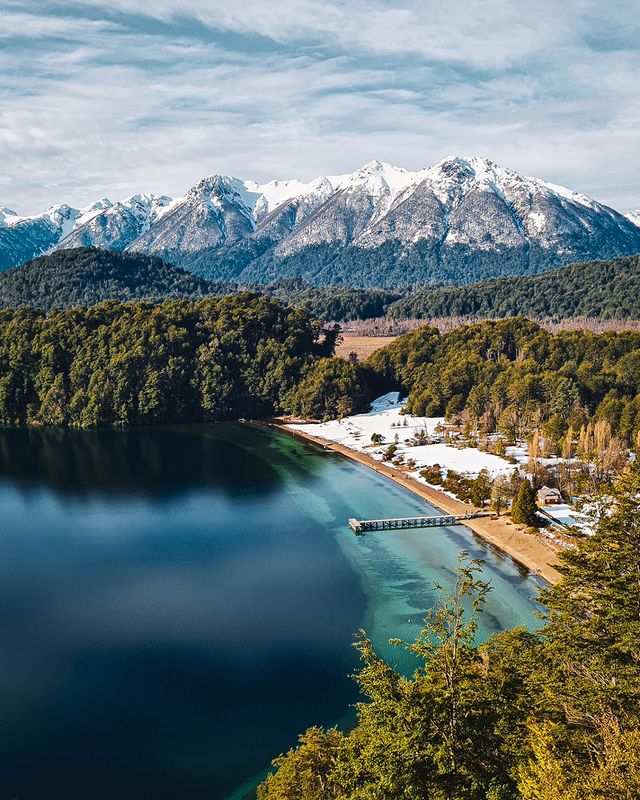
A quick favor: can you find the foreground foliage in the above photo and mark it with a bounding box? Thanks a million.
[0,294,370,426]
[258,465,640,799]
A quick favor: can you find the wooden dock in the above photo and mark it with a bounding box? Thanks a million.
[348,512,492,534]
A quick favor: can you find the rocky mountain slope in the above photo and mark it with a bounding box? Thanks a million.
[3,158,640,286]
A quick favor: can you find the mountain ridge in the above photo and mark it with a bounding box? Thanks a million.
[2,157,640,286]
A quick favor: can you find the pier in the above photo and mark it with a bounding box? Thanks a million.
[348,512,493,534]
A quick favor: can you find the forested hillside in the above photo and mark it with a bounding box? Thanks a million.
[5,248,640,325]
[387,254,640,320]
[258,464,640,799]
[366,318,640,449]
[0,247,225,309]
[265,279,403,322]
[0,295,369,426]
[0,247,402,321]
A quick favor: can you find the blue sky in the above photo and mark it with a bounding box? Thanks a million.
[2,0,639,213]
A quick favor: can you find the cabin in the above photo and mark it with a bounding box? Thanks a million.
[537,486,563,506]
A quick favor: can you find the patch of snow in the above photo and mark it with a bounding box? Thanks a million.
[528,210,547,232]
[0,207,23,226]
[288,393,512,479]
[405,444,513,478]
[539,503,593,535]
[625,209,640,228]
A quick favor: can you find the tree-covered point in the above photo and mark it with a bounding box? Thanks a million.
[0,294,371,426]
[386,254,640,320]
[366,317,640,448]
[258,464,640,800]
[0,247,236,309]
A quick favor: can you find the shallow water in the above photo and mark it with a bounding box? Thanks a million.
[0,424,543,799]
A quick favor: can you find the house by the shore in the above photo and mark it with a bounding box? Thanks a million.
[537,486,563,505]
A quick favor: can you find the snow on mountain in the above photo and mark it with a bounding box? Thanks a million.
[127,175,256,262]
[56,194,175,252]
[352,156,639,256]
[626,210,640,228]
[0,203,86,272]
[3,158,640,284]
[0,208,23,227]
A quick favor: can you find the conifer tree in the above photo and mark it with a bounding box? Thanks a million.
[541,463,640,716]
[511,478,538,526]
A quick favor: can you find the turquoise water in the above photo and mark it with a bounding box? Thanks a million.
[0,424,542,799]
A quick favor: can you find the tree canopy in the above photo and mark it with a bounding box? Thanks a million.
[366,317,640,448]
[0,294,359,426]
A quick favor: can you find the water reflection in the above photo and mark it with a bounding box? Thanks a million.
[0,425,541,800]
[0,424,284,497]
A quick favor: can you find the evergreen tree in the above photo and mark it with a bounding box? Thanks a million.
[511,479,538,526]
[541,464,640,717]
[470,468,492,507]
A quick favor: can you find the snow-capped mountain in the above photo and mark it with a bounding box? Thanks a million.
[60,194,175,251]
[626,210,640,228]
[127,176,258,261]
[0,203,102,274]
[3,157,640,286]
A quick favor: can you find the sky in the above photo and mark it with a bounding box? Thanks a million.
[1,0,639,214]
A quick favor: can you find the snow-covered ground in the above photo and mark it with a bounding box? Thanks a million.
[288,392,518,479]
[288,393,590,535]
[538,503,593,534]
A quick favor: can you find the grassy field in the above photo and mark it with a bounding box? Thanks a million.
[335,334,398,360]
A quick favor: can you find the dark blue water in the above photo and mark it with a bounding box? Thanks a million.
[0,424,543,799]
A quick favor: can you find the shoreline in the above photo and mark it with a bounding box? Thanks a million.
[265,421,561,585]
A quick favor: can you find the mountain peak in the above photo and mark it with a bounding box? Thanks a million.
[333,160,414,199]
[3,158,640,283]
[0,207,21,227]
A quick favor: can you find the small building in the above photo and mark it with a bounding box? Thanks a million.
[537,486,563,506]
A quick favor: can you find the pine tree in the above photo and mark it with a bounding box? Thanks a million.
[541,463,640,716]
[511,479,538,526]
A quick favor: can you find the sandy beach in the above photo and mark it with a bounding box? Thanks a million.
[267,421,562,585]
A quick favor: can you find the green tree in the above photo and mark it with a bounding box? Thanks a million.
[511,479,538,526]
[541,464,640,717]
[257,727,344,800]
[284,357,369,421]
[470,468,492,507]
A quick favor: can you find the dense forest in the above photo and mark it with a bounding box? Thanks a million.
[258,463,640,799]
[5,248,640,324]
[265,279,403,322]
[0,247,403,321]
[367,317,640,449]
[4,307,640,442]
[386,254,640,320]
[0,248,230,309]
[0,294,370,426]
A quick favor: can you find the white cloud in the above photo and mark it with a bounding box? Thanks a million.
[2,0,639,213]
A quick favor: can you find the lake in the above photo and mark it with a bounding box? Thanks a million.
[0,424,543,799]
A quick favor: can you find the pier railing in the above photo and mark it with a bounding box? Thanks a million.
[348,512,493,534]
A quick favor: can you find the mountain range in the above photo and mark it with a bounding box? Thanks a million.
[2,157,640,287]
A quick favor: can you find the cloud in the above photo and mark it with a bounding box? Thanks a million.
[1,0,639,213]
